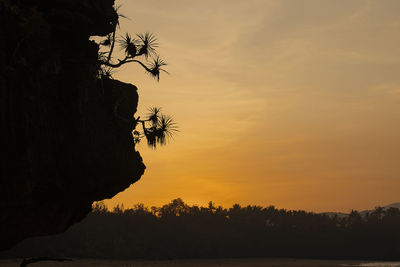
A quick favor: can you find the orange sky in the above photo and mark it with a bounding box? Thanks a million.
[104,0,400,212]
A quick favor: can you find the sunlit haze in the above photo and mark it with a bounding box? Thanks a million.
[104,0,400,212]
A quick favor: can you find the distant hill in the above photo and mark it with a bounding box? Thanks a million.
[321,202,400,218]
[386,202,400,209]
[359,202,400,216]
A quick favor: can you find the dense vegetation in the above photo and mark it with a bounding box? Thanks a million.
[2,199,400,260]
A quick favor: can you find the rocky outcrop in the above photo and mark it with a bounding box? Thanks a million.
[0,0,146,250]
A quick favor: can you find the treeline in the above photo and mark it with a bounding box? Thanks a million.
[1,198,400,260]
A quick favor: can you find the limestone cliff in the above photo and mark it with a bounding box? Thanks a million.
[0,0,146,250]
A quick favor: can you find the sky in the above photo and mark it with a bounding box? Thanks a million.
[103,0,400,212]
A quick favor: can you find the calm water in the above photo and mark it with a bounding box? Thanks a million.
[354,263,400,267]
[1,259,400,267]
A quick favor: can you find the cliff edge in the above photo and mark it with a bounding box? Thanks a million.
[0,0,146,250]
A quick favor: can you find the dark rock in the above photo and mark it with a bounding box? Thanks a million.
[0,0,145,250]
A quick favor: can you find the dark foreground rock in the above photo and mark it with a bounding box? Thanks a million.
[0,0,145,250]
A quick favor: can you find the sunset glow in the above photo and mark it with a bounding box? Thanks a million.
[105,0,400,212]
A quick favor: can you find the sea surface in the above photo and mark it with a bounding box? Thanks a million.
[1,258,400,267]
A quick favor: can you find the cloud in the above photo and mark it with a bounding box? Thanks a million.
[109,0,400,212]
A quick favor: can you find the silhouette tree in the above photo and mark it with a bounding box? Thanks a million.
[98,20,168,81]
[3,199,400,260]
[133,107,178,149]
[97,6,177,149]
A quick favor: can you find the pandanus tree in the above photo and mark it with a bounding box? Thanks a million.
[98,26,168,81]
[133,107,178,148]
[97,10,176,149]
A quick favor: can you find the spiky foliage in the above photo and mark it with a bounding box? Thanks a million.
[118,33,137,57]
[144,128,157,148]
[99,28,167,81]
[136,32,159,58]
[97,51,114,78]
[135,107,178,149]
[157,114,178,145]
[101,34,113,47]
[147,57,168,81]
[98,66,115,79]
[114,4,128,23]
[132,130,142,144]
[96,6,176,147]
[97,4,168,81]
[146,107,162,125]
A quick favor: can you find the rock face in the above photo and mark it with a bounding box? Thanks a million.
[0,0,146,250]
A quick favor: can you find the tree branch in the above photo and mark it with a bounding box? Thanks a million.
[140,120,149,136]
[102,58,151,73]
[106,30,116,64]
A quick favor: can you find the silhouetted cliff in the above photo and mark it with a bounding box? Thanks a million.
[0,0,145,250]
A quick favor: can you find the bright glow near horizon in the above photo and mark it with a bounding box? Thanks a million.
[104,0,400,212]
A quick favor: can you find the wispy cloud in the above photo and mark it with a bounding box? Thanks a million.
[106,0,400,212]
